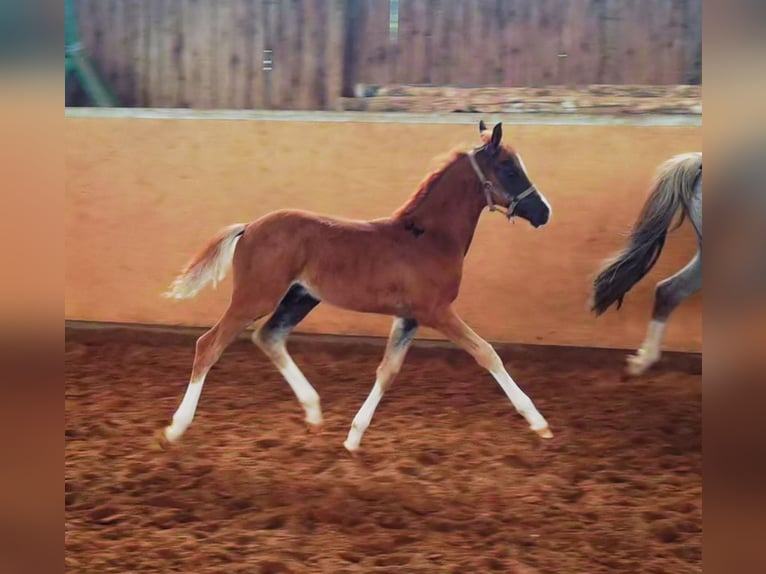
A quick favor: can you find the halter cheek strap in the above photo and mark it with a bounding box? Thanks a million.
[467,149,537,219]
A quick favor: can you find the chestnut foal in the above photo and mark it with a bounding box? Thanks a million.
[159,121,553,452]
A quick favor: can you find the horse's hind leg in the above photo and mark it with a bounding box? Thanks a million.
[160,305,254,445]
[627,251,702,376]
[252,284,323,427]
[344,317,418,452]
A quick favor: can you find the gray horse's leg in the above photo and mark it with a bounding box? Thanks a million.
[627,251,702,375]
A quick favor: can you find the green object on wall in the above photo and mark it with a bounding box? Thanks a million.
[65,0,118,107]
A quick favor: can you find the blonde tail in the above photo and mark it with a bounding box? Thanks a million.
[163,223,247,299]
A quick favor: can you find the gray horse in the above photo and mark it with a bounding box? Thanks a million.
[591,152,702,376]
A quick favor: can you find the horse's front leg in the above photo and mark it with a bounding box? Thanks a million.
[428,307,552,438]
[343,317,418,452]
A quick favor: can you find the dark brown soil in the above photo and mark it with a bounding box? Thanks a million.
[65,327,701,573]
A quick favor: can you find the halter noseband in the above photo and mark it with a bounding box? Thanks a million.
[468,148,538,219]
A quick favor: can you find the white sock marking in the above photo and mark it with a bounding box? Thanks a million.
[643,319,666,357]
[279,356,322,426]
[489,364,548,432]
[344,323,411,452]
[165,375,206,442]
[344,380,385,452]
[627,319,666,374]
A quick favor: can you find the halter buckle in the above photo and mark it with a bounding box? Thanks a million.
[482,181,497,212]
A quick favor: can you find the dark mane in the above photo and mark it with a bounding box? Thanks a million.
[393,148,466,218]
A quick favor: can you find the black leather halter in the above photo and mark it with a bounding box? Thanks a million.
[467,149,538,219]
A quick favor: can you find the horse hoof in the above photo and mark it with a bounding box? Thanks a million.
[626,355,650,377]
[343,439,361,454]
[306,421,324,435]
[534,425,554,439]
[303,410,324,428]
[151,428,171,451]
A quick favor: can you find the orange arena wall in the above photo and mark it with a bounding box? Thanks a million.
[65,111,701,352]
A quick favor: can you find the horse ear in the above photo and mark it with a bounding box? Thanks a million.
[490,123,503,148]
[479,120,487,133]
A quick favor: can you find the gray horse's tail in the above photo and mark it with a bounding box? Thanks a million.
[591,152,702,315]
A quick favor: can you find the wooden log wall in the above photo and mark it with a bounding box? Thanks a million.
[75,0,344,109]
[73,0,701,110]
[348,0,702,90]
